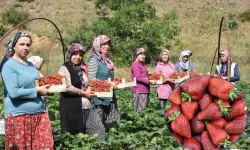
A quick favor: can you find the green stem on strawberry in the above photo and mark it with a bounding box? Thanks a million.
[217,100,230,116]
[181,92,192,102]
[167,111,181,122]
[229,88,239,101]
[218,135,231,148]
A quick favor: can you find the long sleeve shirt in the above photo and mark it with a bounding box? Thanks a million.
[130,61,150,94]
[2,58,46,118]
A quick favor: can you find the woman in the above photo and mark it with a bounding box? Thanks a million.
[0,40,14,100]
[215,49,240,84]
[2,32,53,149]
[27,56,44,77]
[88,35,120,140]
[154,49,175,108]
[58,43,105,139]
[175,49,194,72]
[130,48,155,111]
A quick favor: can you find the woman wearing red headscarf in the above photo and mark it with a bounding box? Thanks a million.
[88,35,120,141]
[58,43,103,139]
[215,49,240,84]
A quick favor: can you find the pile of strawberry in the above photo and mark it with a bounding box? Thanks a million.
[169,71,198,80]
[88,80,111,92]
[113,77,133,84]
[148,73,162,80]
[39,73,64,86]
[165,75,248,150]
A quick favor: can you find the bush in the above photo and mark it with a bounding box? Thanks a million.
[67,0,181,66]
[2,7,29,26]
[0,24,5,37]
[239,9,250,22]
[16,0,34,2]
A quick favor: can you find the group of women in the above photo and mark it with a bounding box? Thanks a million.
[0,31,240,149]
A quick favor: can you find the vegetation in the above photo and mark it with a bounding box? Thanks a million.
[0,24,5,37]
[1,6,29,26]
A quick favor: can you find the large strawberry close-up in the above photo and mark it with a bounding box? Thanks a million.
[165,75,248,150]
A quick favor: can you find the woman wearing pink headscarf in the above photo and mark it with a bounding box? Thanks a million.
[88,35,120,141]
[154,49,175,108]
[215,49,240,84]
[130,48,155,111]
[58,43,103,139]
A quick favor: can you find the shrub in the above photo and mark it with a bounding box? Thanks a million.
[239,9,250,22]
[0,24,5,37]
[2,7,29,26]
[16,0,34,2]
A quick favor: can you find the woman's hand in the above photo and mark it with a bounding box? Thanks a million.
[81,88,95,99]
[36,85,51,96]
[110,82,118,90]
[149,80,156,84]
[221,76,228,80]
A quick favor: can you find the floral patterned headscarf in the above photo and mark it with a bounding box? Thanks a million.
[91,35,114,71]
[5,40,14,59]
[11,32,32,48]
[132,48,145,60]
[27,56,44,70]
[66,43,88,74]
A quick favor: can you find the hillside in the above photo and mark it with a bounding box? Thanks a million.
[0,0,250,81]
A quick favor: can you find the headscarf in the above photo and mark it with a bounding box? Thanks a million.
[179,49,192,71]
[27,56,44,70]
[66,43,88,74]
[132,48,145,60]
[5,40,14,59]
[219,49,232,76]
[11,32,32,48]
[160,49,171,64]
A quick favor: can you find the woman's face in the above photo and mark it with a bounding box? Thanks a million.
[71,51,83,65]
[182,55,189,63]
[136,53,146,62]
[220,54,227,63]
[100,42,110,57]
[161,52,169,63]
[14,37,31,59]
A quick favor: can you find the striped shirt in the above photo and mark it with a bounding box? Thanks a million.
[88,57,98,80]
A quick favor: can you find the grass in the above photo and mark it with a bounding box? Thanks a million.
[0,0,250,82]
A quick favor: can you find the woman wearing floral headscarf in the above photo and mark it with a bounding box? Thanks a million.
[58,43,104,139]
[154,49,175,108]
[0,40,15,100]
[215,49,240,84]
[130,48,155,111]
[175,49,194,72]
[2,31,53,149]
[88,35,120,140]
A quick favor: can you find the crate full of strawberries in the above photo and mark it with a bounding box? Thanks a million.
[36,73,66,93]
[114,77,136,89]
[148,73,166,84]
[165,75,248,149]
[88,80,113,97]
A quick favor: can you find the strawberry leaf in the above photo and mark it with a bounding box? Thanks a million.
[229,89,239,101]
[181,92,192,102]
[217,100,230,116]
[218,135,231,148]
[167,111,180,122]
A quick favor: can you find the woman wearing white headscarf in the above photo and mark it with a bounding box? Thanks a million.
[175,50,194,72]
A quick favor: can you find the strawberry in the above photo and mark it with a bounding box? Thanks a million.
[189,71,199,78]
[211,117,227,128]
[199,93,213,110]
[207,124,229,146]
[182,76,211,101]
[165,104,181,120]
[233,92,244,101]
[168,112,191,138]
[169,86,182,105]
[225,116,247,135]
[197,103,222,121]
[181,97,198,120]
[229,134,240,144]
[200,131,219,150]
[226,100,247,121]
[191,117,205,134]
[183,137,201,150]
[171,132,183,144]
[208,77,236,101]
